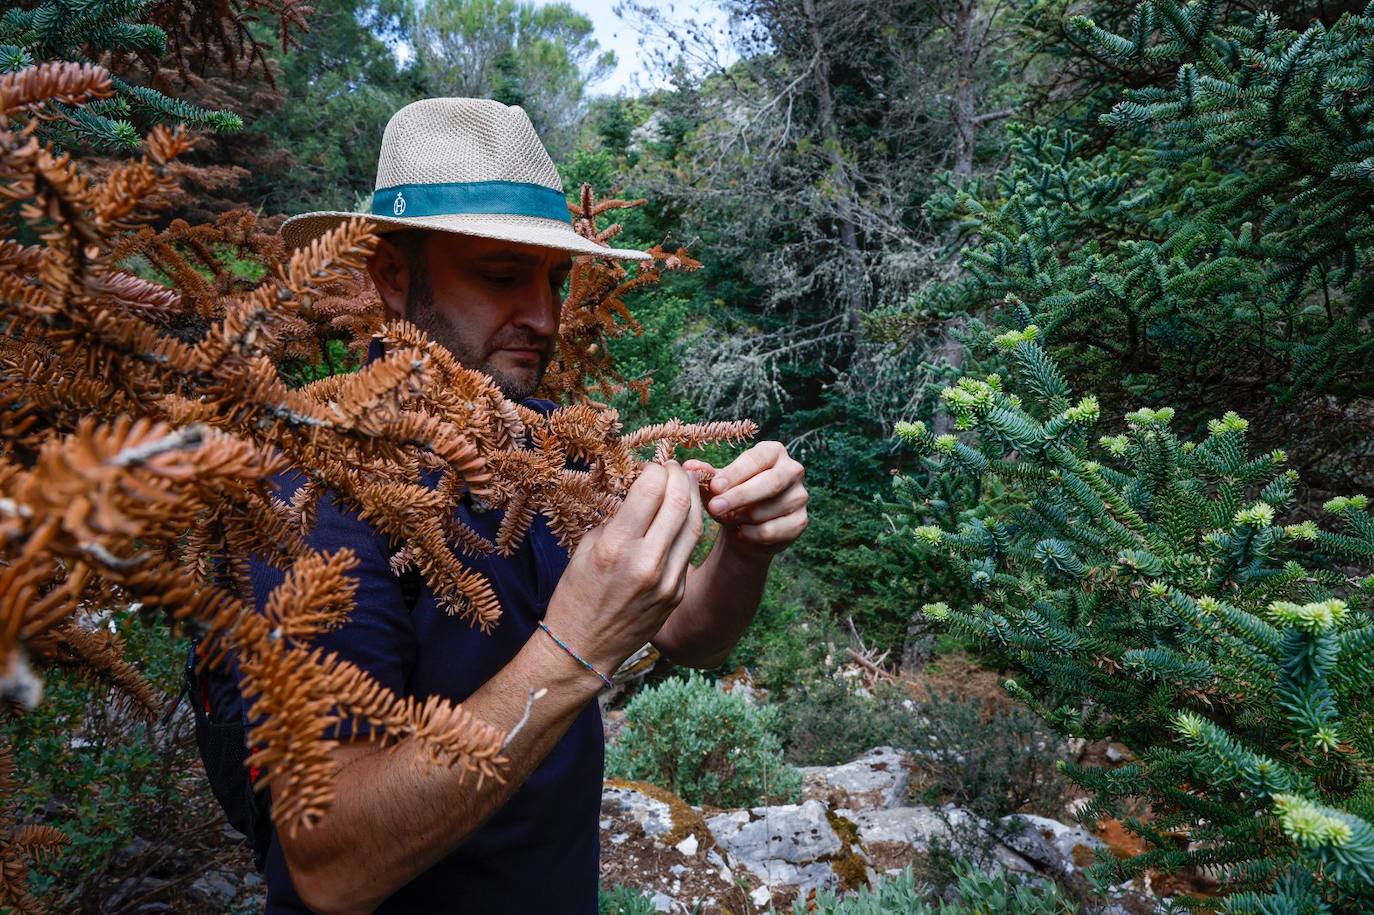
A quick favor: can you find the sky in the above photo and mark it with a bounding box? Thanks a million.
[550,0,734,96]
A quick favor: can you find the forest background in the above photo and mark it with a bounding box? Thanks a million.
[4,0,1374,912]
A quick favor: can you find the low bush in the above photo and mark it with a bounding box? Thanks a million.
[605,672,801,808]
[598,883,659,915]
[725,571,839,698]
[780,864,1076,914]
[725,489,950,680]
[769,671,1068,819]
[908,690,1069,821]
[772,677,916,767]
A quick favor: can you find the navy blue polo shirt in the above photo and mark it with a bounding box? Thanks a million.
[248,369,602,913]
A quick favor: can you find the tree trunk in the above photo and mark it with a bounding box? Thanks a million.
[913,0,984,665]
[950,0,980,178]
[801,0,867,338]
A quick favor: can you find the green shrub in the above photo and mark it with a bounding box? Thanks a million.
[723,487,965,683]
[782,491,931,656]
[598,883,659,915]
[727,489,951,676]
[606,673,801,807]
[899,328,1374,910]
[726,592,835,700]
[772,677,915,767]
[908,690,1069,821]
[779,864,1076,914]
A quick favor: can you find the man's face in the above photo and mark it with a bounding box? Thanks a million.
[400,233,572,401]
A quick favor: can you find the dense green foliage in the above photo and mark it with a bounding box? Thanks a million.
[898,325,1374,910]
[0,0,261,150]
[605,673,801,808]
[0,613,253,909]
[922,1,1374,492]
[248,0,422,214]
[780,864,1075,915]
[896,6,1374,903]
[413,0,613,153]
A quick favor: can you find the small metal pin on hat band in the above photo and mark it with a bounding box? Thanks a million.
[393,191,406,216]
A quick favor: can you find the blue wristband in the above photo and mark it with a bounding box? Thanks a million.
[537,622,613,690]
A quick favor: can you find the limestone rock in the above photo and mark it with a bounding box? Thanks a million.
[799,746,911,810]
[599,750,1151,913]
[188,870,239,908]
[602,781,678,841]
[600,780,740,914]
[706,799,844,892]
[852,804,1034,874]
[1000,813,1106,874]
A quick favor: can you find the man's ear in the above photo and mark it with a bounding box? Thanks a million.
[366,234,412,322]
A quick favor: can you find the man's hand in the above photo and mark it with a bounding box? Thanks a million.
[683,441,808,560]
[543,460,704,676]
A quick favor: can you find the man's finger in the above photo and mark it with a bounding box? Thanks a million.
[732,511,807,548]
[605,462,669,539]
[662,469,704,583]
[644,462,693,550]
[707,464,795,517]
[709,442,783,495]
[721,485,807,526]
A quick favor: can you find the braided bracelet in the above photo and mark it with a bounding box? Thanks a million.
[537,622,613,690]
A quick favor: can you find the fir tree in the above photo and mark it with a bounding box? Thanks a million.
[898,322,1374,911]
[0,0,309,150]
[919,1,1374,494]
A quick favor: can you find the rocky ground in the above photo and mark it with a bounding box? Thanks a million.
[91,745,1187,914]
[599,746,1193,914]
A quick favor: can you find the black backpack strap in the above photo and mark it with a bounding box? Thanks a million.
[398,565,425,613]
[184,639,273,871]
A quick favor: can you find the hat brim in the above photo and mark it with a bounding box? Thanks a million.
[279,210,652,261]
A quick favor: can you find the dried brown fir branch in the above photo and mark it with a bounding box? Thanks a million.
[1,63,516,840]
[0,62,757,847]
[0,62,116,120]
[538,183,702,405]
[377,321,757,556]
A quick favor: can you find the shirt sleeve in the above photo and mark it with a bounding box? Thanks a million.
[247,473,418,740]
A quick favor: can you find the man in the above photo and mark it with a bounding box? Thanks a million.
[262,98,808,914]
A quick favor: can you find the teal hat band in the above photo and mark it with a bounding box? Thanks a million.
[371,180,571,223]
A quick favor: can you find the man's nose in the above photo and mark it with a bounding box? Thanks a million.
[511,280,559,338]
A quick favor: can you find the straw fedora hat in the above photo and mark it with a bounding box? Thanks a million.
[280,97,649,261]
